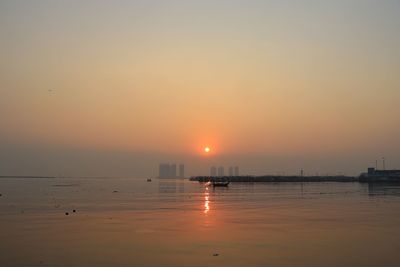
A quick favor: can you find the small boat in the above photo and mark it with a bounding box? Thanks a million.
[147,178,152,182]
[212,181,230,187]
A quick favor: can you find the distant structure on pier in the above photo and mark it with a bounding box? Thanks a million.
[210,166,217,176]
[217,166,225,177]
[159,163,184,178]
[359,167,400,183]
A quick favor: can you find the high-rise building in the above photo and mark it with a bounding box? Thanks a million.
[217,166,225,177]
[170,164,177,178]
[179,164,185,178]
[210,166,217,176]
[159,163,179,178]
[159,163,170,178]
[228,166,234,176]
[234,166,239,176]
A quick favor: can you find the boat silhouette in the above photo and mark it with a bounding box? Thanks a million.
[212,181,230,187]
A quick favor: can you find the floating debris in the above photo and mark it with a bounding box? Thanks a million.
[113,190,118,193]
[213,253,219,257]
[73,209,76,213]
[65,212,69,215]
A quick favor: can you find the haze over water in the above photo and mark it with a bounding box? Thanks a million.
[1,177,400,267]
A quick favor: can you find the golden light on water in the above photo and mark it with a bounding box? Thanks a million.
[204,187,210,214]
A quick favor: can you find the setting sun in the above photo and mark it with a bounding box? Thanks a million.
[204,147,211,153]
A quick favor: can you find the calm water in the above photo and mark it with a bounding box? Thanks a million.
[1,178,400,267]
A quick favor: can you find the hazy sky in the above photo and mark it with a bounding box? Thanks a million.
[1,0,399,177]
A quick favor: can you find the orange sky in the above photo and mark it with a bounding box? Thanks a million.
[0,1,399,176]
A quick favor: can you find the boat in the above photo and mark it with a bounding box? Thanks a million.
[212,181,230,187]
[147,178,152,182]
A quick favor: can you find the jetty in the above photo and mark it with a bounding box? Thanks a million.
[191,167,400,183]
[190,175,357,183]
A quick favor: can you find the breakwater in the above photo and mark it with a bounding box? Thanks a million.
[190,175,358,183]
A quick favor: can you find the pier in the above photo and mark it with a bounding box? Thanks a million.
[191,167,400,183]
[190,175,358,183]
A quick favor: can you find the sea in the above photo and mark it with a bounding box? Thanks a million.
[1,177,400,267]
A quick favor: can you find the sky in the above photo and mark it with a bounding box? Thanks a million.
[1,0,400,177]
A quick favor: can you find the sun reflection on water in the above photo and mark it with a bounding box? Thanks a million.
[204,187,210,214]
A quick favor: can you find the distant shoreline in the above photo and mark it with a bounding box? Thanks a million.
[2,175,399,183]
[0,176,120,179]
[0,176,56,179]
